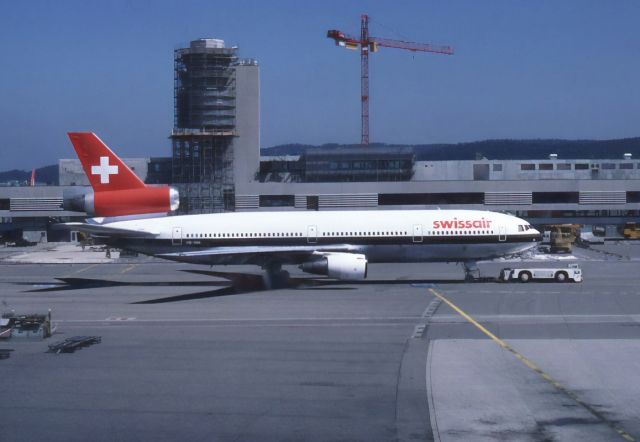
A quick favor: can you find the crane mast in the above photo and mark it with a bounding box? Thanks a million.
[327,14,453,145]
[360,14,370,145]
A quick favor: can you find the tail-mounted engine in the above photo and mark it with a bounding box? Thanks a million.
[65,186,179,217]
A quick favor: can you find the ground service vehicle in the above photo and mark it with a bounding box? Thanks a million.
[548,224,579,253]
[623,222,640,239]
[499,263,582,283]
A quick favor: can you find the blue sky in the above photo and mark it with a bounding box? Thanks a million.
[0,0,639,169]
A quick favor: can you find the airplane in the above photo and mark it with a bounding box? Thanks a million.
[59,132,541,283]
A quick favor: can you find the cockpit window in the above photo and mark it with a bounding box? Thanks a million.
[518,225,524,232]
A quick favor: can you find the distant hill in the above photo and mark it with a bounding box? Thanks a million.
[0,165,58,185]
[261,138,640,161]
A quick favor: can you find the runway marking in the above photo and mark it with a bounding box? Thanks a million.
[412,324,426,339]
[71,263,99,275]
[427,288,636,442]
[120,264,137,274]
[422,298,442,319]
[425,342,441,442]
[411,297,442,339]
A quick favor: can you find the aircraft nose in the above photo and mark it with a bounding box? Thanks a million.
[532,229,542,241]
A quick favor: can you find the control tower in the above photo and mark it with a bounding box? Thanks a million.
[171,38,259,213]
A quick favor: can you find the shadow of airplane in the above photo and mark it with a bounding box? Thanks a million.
[21,268,464,304]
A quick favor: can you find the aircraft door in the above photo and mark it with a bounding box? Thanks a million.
[412,224,423,243]
[307,225,317,244]
[172,227,182,245]
[498,225,506,242]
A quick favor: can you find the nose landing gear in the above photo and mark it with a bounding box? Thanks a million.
[462,261,480,281]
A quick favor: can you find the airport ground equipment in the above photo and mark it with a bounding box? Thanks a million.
[0,318,10,339]
[327,14,453,145]
[543,224,580,253]
[0,311,52,339]
[47,336,101,354]
[623,222,640,239]
[499,264,582,283]
[579,225,605,244]
[0,349,14,360]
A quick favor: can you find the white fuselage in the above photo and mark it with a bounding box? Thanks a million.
[96,209,540,266]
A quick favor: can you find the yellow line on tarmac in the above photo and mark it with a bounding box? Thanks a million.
[121,264,137,274]
[428,288,636,442]
[72,263,99,275]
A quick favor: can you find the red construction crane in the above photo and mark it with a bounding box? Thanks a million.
[327,14,453,145]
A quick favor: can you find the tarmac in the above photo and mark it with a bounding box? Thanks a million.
[1,242,640,441]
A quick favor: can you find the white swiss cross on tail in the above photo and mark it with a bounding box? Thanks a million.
[91,156,119,184]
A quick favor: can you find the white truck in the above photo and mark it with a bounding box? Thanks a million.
[499,263,582,283]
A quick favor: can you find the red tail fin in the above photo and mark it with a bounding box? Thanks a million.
[67,132,146,192]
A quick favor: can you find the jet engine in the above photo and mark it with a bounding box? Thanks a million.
[300,253,368,280]
[65,186,179,217]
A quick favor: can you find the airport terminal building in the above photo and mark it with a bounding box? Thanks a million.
[1,38,639,242]
[2,151,639,243]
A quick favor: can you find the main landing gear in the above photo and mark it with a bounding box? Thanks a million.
[261,262,291,289]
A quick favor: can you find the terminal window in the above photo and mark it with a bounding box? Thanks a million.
[520,164,535,171]
[379,193,483,205]
[533,192,579,204]
[473,164,490,180]
[557,164,571,170]
[538,164,553,170]
[575,163,589,170]
[628,192,640,203]
[620,163,634,170]
[492,164,503,172]
[306,196,319,210]
[602,163,616,170]
[259,195,294,207]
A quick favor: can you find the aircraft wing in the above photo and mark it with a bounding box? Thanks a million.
[158,244,361,261]
[53,222,159,238]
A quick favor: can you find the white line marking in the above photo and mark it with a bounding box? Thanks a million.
[426,341,441,442]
